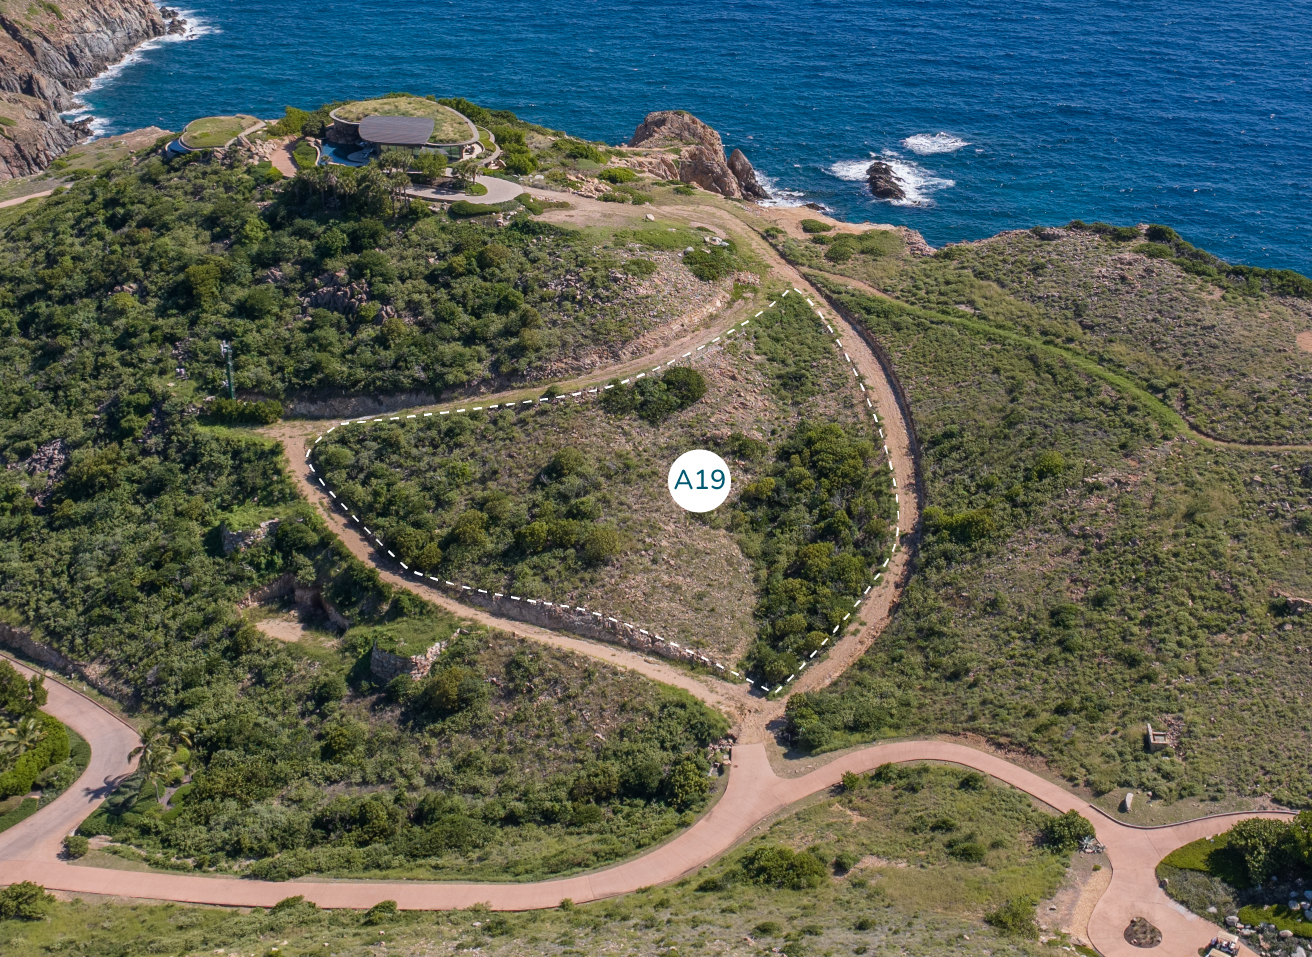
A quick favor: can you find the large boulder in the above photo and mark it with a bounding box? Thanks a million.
[678,145,742,198]
[629,110,724,151]
[865,161,905,201]
[728,149,768,200]
[628,110,770,201]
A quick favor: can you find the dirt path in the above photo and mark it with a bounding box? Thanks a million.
[0,662,1280,957]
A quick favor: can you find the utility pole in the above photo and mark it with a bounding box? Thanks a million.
[220,341,235,399]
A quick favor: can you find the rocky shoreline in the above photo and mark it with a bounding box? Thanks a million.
[0,0,183,178]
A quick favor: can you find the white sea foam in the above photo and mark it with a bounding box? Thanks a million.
[900,132,970,155]
[826,151,954,207]
[755,171,812,208]
[62,5,218,137]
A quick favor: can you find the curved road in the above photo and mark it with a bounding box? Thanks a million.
[0,197,1286,957]
[0,657,1285,957]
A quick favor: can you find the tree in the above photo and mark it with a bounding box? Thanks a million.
[129,723,182,803]
[452,159,480,188]
[412,150,448,185]
[0,716,46,764]
[1228,817,1292,884]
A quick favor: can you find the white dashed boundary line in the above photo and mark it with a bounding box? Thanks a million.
[308,292,901,694]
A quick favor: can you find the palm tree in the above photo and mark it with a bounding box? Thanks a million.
[452,159,480,189]
[0,716,46,761]
[129,723,181,803]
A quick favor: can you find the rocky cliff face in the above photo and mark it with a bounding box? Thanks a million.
[628,110,769,201]
[0,0,169,178]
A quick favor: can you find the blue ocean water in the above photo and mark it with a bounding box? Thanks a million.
[78,0,1312,272]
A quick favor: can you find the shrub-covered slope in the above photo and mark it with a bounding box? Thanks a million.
[788,284,1312,808]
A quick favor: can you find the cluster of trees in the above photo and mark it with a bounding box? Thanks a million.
[1222,814,1312,885]
[734,422,893,688]
[600,367,707,423]
[0,662,68,798]
[315,417,627,581]
[0,137,681,412]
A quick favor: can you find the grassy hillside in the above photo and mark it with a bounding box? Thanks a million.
[312,293,895,673]
[788,282,1312,809]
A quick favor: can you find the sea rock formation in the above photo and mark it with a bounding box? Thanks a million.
[628,110,769,201]
[865,161,905,201]
[728,148,768,200]
[0,0,171,178]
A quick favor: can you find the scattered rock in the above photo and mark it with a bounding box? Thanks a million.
[1124,917,1162,948]
[865,161,906,201]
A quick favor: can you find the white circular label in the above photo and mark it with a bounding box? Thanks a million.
[668,450,732,513]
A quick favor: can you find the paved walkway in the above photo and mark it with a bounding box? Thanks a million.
[409,174,522,206]
[0,659,1285,957]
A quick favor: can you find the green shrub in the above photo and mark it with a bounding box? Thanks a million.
[208,398,283,425]
[1107,226,1141,242]
[267,107,310,137]
[800,219,833,233]
[63,834,89,858]
[292,141,317,170]
[558,139,605,163]
[0,881,54,920]
[599,191,629,203]
[598,167,637,184]
[622,258,658,278]
[1227,817,1293,884]
[1040,810,1095,852]
[739,845,828,889]
[0,713,69,798]
[0,116,16,129]
[447,200,498,218]
[601,367,706,423]
[363,899,399,925]
[683,246,736,281]
[985,898,1038,938]
[1133,242,1175,259]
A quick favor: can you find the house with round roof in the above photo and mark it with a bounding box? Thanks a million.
[324,96,479,165]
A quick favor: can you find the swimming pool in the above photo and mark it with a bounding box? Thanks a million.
[318,141,373,166]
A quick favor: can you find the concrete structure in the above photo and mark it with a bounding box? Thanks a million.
[1146,723,1170,752]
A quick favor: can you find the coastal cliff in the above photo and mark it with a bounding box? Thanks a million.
[0,0,171,178]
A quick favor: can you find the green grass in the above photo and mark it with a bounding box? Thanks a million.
[0,797,37,833]
[180,115,258,149]
[1160,833,1229,872]
[1238,904,1312,937]
[333,97,474,143]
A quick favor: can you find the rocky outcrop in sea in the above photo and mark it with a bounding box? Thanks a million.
[0,0,173,178]
[865,161,905,201]
[629,109,768,201]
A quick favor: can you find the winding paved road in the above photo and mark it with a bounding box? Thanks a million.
[0,197,1289,957]
[0,655,1286,957]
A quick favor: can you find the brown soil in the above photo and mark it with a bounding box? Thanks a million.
[1297,330,1312,353]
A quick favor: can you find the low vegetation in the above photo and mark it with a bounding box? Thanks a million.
[180,115,258,150]
[786,281,1312,810]
[311,292,890,666]
[1158,813,1312,940]
[0,764,1075,956]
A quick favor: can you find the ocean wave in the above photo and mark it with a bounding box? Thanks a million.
[900,132,969,155]
[827,152,954,207]
[62,5,218,136]
[754,171,812,208]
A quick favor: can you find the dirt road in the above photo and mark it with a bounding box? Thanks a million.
[0,658,1282,957]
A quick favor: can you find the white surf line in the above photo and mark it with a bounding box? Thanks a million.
[308,292,898,698]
